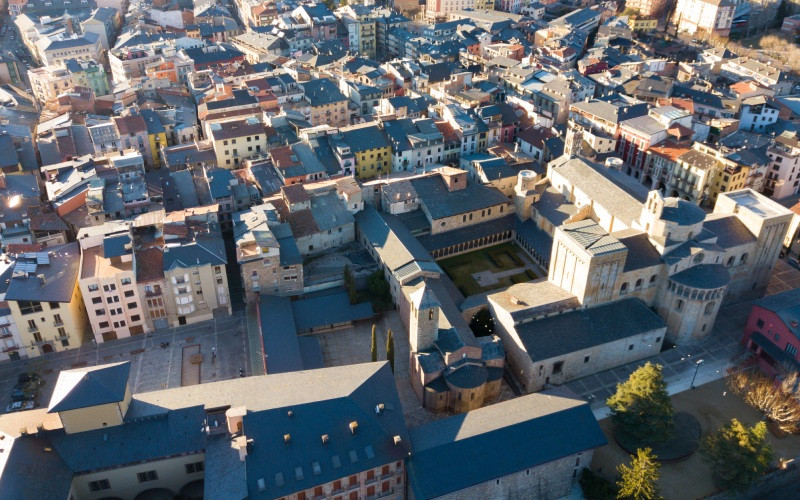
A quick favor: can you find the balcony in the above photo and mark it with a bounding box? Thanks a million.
[145,288,162,297]
[2,345,19,353]
[53,320,64,327]
[28,325,38,333]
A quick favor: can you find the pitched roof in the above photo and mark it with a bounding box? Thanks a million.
[408,388,606,499]
[48,362,130,413]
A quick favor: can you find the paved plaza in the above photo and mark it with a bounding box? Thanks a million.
[0,310,248,411]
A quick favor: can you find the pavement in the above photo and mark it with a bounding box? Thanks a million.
[0,310,248,412]
[566,257,800,421]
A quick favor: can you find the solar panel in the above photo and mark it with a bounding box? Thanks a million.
[37,252,50,265]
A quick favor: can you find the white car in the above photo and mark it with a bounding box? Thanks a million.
[6,400,34,413]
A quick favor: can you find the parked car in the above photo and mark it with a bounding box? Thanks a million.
[788,258,800,270]
[6,400,34,413]
[17,372,39,384]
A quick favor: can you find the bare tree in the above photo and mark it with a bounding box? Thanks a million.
[727,370,800,433]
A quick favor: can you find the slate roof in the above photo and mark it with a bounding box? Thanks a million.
[408,388,606,499]
[669,264,730,289]
[341,125,390,153]
[5,242,80,303]
[48,362,130,413]
[302,78,347,106]
[702,215,756,248]
[410,175,509,220]
[355,206,435,273]
[260,295,303,374]
[0,435,73,499]
[102,234,131,258]
[516,298,665,362]
[615,231,662,272]
[753,288,800,341]
[290,289,374,333]
[162,232,227,270]
[560,220,626,256]
[660,198,706,225]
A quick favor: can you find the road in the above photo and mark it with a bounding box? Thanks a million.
[0,15,33,88]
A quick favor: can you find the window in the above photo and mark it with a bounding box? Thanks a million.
[635,279,642,289]
[757,318,765,328]
[128,302,138,310]
[620,282,628,294]
[676,299,684,312]
[628,344,634,351]
[124,290,134,297]
[18,301,43,315]
[584,356,590,363]
[428,309,434,320]
[49,302,60,309]
[99,322,109,328]
[88,284,99,292]
[650,274,657,284]
[96,309,105,316]
[740,253,748,264]
[137,471,158,483]
[131,314,141,322]
[185,461,204,474]
[787,344,799,358]
[121,278,132,286]
[88,480,110,492]
[775,333,781,342]
[103,284,116,292]
[92,297,102,304]
[552,361,563,374]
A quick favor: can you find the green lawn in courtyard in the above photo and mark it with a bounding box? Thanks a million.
[437,243,538,297]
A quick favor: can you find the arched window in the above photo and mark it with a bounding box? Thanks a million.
[727,256,735,267]
[705,302,716,315]
[635,279,643,289]
[428,309,434,321]
[741,253,748,264]
[620,282,628,293]
[676,299,684,312]
[650,274,657,284]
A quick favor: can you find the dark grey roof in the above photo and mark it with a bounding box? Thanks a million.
[0,435,73,499]
[516,298,665,362]
[162,232,227,270]
[616,232,662,272]
[702,215,756,248]
[302,78,347,106]
[411,175,509,220]
[561,219,626,256]
[102,234,131,258]
[341,125,390,153]
[355,206,435,273]
[660,198,706,225]
[753,288,800,342]
[669,264,730,289]
[514,218,552,263]
[408,388,606,499]
[260,295,304,374]
[5,242,80,303]
[291,289,374,333]
[48,362,130,413]
[417,215,514,252]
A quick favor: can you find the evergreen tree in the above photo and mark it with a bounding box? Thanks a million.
[343,265,356,304]
[370,324,377,362]
[386,329,395,373]
[607,362,675,444]
[616,448,662,500]
[700,419,774,492]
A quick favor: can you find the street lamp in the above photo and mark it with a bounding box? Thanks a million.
[690,359,704,389]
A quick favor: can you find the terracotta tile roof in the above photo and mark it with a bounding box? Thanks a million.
[114,115,147,135]
[286,208,319,238]
[281,183,310,204]
[135,247,164,282]
[647,141,691,162]
[6,243,43,254]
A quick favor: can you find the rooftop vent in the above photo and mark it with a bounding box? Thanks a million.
[321,434,329,445]
[349,421,358,434]
[375,403,384,415]
[394,435,402,445]
[287,410,293,418]
[284,433,291,444]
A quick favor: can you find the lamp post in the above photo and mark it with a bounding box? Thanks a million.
[690,359,704,389]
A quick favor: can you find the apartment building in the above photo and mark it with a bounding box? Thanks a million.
[208,117,270,168]
[35,32,104,67]
[161,223,231,326]
[673,0,735,37]
[5,243,89,356]
[233,203,304,301]
[79,234,149,343]
[337,4,377,59]
[341,124,392,180]
[765,131,800,199]
[0,260,25,361]
[302,78,350,127]
[28,65,74,106]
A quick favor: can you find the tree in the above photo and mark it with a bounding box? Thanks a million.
[580,468,618,500]
[607,363,675,445]
[370,324,377,362]
[343,265,356,304]
[727,370,800,433]
[616,448,662,500]
[367,270,392,311]
[386,329,395,373]
[469,307,495,337]
[700,419,774,492]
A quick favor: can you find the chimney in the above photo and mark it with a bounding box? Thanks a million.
[393,435,402,445]
[349,421,358,435]
[321,434,329,445]
[375,403,385,415]
[284,434,291,445]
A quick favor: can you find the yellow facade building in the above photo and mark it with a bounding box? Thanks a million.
[5,242,89,356]
[341,124,392,180]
